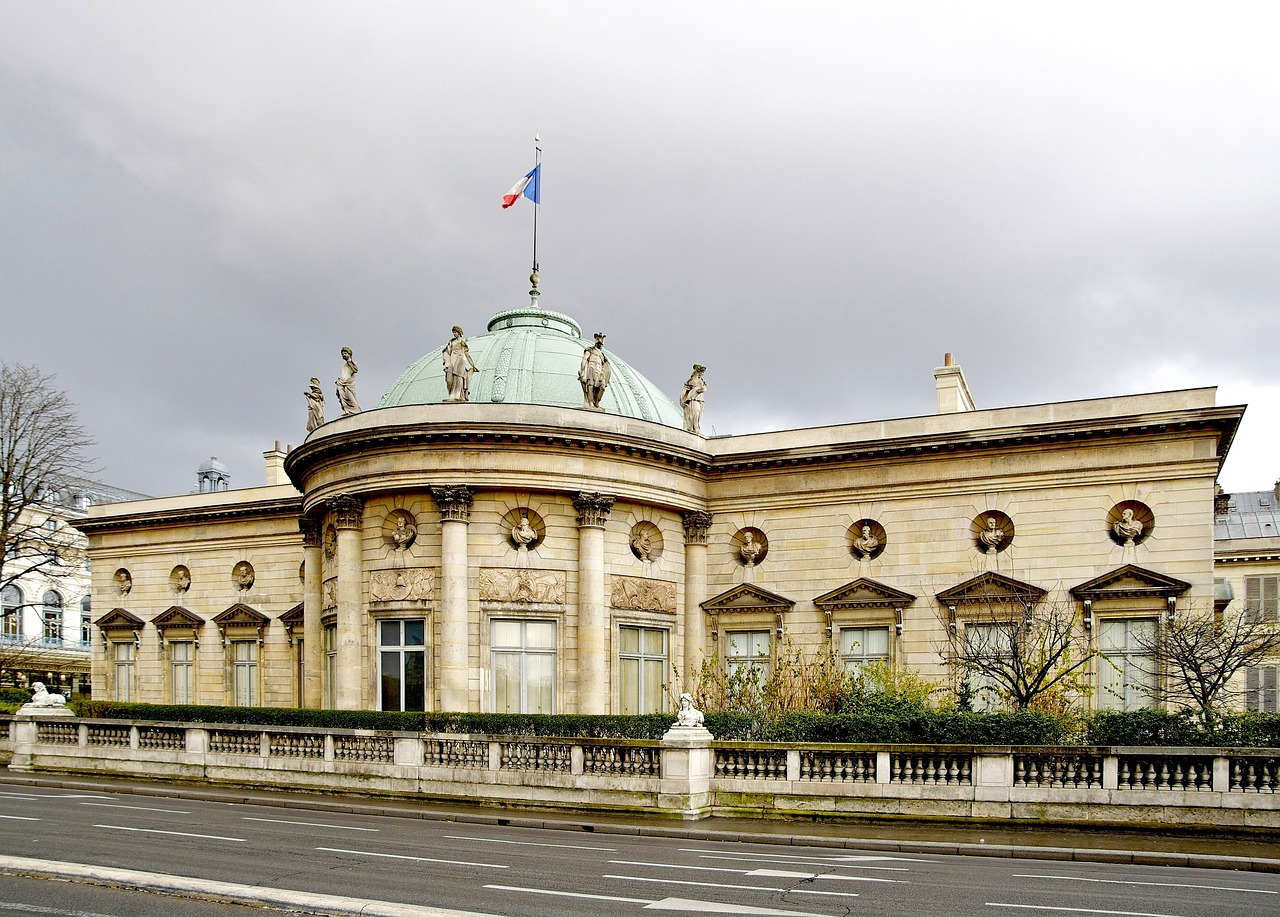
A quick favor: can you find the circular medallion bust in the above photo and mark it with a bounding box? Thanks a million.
[503,508,545,551]
[629,521,663,562]
[972,511,1013,554]
[1108,501,1153,546]
[849,519,886,560]
[735,527,768,566]
[384,510,418,552]
[170,565,191,594]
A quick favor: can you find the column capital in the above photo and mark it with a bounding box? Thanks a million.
[299,516,323,548]
[574,492,615,528]
[431,485,474,523]
[682,510,714,545]
[327,494,364,530]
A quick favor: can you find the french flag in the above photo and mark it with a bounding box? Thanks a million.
[502,165,540,209]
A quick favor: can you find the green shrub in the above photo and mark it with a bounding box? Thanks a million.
[0,688,32,706]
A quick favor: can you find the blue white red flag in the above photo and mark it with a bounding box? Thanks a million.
[502,164,540,209]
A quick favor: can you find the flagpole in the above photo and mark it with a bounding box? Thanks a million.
[532,133,541,274]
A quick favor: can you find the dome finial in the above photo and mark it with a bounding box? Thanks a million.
[528,271,541,309]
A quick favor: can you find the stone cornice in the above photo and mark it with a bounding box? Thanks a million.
[73,496,302,534]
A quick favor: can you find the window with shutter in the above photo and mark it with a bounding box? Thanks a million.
[1244,576,1279,623]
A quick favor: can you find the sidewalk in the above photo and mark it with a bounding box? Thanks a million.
[3,767,1277,873]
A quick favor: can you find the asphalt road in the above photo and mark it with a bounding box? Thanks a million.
[0,780,1276,917]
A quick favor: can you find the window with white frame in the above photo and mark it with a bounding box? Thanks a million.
[1,585,20,641]
[171,641,194,704]
[491,619,556,714]
[1245,576,1278,623]
[619,625,667,715]
[378,619,426,712]
[41,591,61,644]
[231,640,258,706]
[963,622,1015,712]
[839,626,890,674]
[1098,618,1157,710]
[113,641,134,701]
[324,623,337,709]
[1246,666,1278,713]
[726,630,771,680]
[79,597,91,646]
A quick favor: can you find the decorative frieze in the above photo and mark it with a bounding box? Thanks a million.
[369,568,436,603]
[431,485,474,522]
[574,492,615,528]
[682,510,713,545]
[610,575,677,613]
[479,568,566,605]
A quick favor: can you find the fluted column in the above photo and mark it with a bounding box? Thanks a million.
[432,485,473,712]
[682,511,713,688]
[329,495,364,710]
[575,492,615,714]
[299,516,324,708]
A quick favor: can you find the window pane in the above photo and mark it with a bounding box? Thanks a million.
[405,651,426,711]
[643,628,665,656]
[619,657,639,715]
[380,651,402,711]
[404,620,425,646]
[526,654,555,713]
[642,658,665,714]
[380,620,400,647]
[527,621,556,649]
[492,620,521,649]
[620,626,639,655]
[493,652,521,713]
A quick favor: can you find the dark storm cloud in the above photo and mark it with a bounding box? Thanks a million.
[1,1,1276,495]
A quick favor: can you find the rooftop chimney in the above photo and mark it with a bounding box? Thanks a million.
[934,353,976,414]
[264,441,289,486]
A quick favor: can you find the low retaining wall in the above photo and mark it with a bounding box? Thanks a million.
[5,715,1278,828]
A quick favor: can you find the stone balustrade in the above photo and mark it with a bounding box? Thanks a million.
[2,716,1276,828]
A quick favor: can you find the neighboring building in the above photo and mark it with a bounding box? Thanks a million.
[1214,484,1280,712]
[2,477,148,695]
[76,298,1245,714]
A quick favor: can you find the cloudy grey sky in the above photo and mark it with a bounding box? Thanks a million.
[1,1,1277,497]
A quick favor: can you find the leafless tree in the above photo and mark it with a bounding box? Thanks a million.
[0,363,95,669]
[1134,607,1280,727]
[942,597,1094,711]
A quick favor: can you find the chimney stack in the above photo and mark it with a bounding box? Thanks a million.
[264,441,289,486]
[934,353,976,414]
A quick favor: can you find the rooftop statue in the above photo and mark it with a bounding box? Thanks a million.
[305,377,325,432]
[681,364,707,434]
[579,333,612,411]
[336,347,361,415]
[442,326,478,403]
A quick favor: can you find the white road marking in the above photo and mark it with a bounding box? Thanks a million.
[444,834,614,851]
[746,868,898,883]
[681,846,924,864]
[1012,873,1277,895]
[610,859,746,874]
[244,816,378,831]
[80,802,190,814]
[0,815,40,821]
[486,884,832,914]
[93,824,245,842]
[0,792,108,800]
[690,851,912,870]
[0,901,122,916]
[607,874,860,899]
[989,905,1187,917]
[317,847,507,869]
[0,793,42,800]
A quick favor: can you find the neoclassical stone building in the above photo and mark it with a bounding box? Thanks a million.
[77,298,1245,714]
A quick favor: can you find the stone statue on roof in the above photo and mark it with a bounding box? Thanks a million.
[579,333,611,411]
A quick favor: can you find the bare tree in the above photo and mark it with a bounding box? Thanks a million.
[942,598,1094,711]
[1134,607,1280,727]
[0,363,95,669]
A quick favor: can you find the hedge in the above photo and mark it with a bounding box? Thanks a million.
[67,701,1280,748]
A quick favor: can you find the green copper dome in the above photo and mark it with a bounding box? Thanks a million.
[378,303,685,427]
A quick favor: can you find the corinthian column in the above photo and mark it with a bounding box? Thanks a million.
[329,495,364,710]
[574,492,615,714]
[432,485,473,712]
[681,510,713,688]
[299,515,323,708]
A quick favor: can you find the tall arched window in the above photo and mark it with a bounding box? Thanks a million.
[1,585,21,642]
[41,590,62,645]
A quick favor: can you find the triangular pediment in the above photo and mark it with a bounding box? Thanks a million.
[937,572,1046,606]
[153,606,205,630]
[1071,564,1191,601]
[212,603,270,628]
[279,603,305,628]
[702,583,795,615]
[814,578,916,610]
[94,608,144,631]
